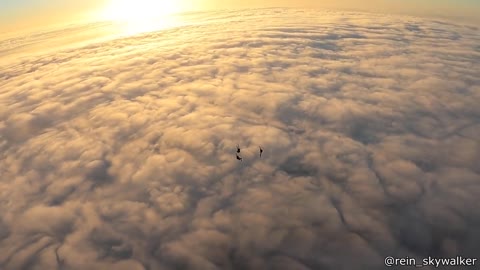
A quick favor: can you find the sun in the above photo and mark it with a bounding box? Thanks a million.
[98,0,184,35]
[101,0,181,22]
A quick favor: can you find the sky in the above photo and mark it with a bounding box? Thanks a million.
[1,0,480,34]
[1,7,480,270]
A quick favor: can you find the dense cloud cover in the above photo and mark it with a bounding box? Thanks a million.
[1,8,479,270]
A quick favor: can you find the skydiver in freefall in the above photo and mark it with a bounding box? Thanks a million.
[259,146,263,157]
[236,144,241,153]
[236,153,243,161]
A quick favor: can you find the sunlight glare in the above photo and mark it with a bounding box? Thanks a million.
[99,0,184,35]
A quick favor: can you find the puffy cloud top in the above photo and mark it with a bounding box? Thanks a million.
[1,8,479,270]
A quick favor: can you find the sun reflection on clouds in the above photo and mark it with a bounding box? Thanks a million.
[112,15,183,36]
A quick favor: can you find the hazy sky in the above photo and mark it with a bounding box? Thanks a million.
[1,0,479,34]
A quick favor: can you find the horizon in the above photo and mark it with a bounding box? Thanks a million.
[1,0,479,36]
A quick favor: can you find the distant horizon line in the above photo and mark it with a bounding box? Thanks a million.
[1,6,478,40]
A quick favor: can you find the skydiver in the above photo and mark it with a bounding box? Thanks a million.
[259,146,263,157]
[236,144,241,153]
[236,153,243,161]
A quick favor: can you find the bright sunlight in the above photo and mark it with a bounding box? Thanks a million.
[98,0,185,35]
[101,0,182,22]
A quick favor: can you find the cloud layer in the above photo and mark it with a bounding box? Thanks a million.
[1,9,479,270]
